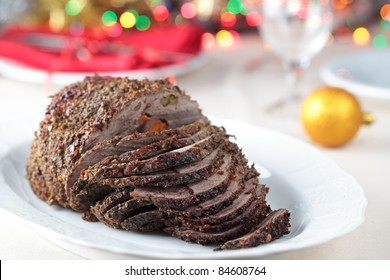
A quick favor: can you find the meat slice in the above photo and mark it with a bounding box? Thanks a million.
[111,124,220,164]
[165,223,251,245]
[90,189,132,221]
[179,180,258,227]
[65,117,210,191]
[215,208,291,250]
[181,176,245,218]
[82,133,225,180]
[70,183,114,212]
[98,199,154,229]
[183,198,266,233]
[99,147,225,188]
[131,154,234,210]
[121,210,165,232]
[114,117,209,150]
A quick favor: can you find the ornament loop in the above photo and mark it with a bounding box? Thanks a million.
[362,112,375,125]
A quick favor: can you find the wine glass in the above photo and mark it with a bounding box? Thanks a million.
[250,0,333,113]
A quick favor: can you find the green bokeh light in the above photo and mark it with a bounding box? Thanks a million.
[102,10,118,27]
[227,0,244,15]
[373,34,388,49]
[136,15,151,31]
[127,9,139,18]
[65,0,81,17]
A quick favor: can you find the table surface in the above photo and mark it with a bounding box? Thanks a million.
[0,35,389,260]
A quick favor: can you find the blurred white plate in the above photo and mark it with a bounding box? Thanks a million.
[0,52,207,86]
[0,118,366,259]
[321,49,390,100]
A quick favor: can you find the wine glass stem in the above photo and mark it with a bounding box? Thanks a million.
[283,60,308,100]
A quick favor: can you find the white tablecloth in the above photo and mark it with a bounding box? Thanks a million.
[0,35,389,259]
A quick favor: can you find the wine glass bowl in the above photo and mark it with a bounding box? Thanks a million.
[261,0,332,63]
[249,0,333,113]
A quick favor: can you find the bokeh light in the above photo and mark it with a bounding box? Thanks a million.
[246,11,261,27]
[136,15,151,31]
[120,11,136,28]
[181,2,197,19]
[220,11,236,28]
[107,22,123,37]
[153,5,169,22]
[65,0,81,17]
[202,32,215,49]
[373,34,388,49]
[353,27,370,46]
[332,0,348,10]
[227,0,244,15]
[216,30,234,48]
[102,10,117,27]
[380,4,390,21]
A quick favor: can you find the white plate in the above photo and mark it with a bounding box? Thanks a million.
[0,118,367,259]
[321,49,390,100]
[0,52,207,86]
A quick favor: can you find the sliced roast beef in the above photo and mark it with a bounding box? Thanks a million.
[65,117,210,191]
[165,223,252,246]
[99,199,155,229]
[99,147,225,188]
[113,124,220,164]
[194,199,263,232]
[215,209,291,250]
[131,154,234,210]
[114,117,209,150]
[82,133,225,180]
[69,183,114,212]
[179,179,258,227]
[90,188,132,221]
[26,75,290,251]
[181,173,245,218]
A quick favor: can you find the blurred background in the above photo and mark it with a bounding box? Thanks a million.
[0,0,389,56]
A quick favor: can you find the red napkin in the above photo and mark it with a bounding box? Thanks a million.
[0,24,204,72]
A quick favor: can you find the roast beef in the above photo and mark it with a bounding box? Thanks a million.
[26,75,290,251]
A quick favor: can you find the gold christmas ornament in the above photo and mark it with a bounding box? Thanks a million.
[301,86,374,147]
